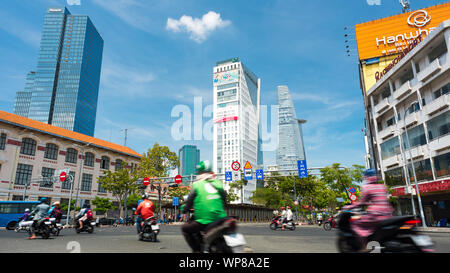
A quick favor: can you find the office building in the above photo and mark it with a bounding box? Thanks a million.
[178,145,200,179]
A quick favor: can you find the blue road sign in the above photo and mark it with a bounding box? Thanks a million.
[297,160,308,178]
[225,171,233,182]
[244,169,252,180]
[256,169,264,180]
[348,187,356,194]
[172,197,179,207]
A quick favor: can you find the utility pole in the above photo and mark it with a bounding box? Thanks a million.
[120,128,134,147]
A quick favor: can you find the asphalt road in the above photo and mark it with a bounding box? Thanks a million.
[1,223,450,253]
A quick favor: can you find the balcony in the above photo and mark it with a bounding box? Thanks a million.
[429,134,450,152]
[404,146,425,161]
[424,94,450,116]
[383,154,401,169]
[403,112,419,128]
[417,58,441,83]
[378,125,395,140]
[375,98,390,114]
[393,81,412,101]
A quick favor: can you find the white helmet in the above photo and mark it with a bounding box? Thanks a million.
[25,208,30,212]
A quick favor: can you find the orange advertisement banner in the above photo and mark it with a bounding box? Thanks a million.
[355,3,450,61]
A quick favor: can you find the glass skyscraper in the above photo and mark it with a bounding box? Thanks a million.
[14,7,103,136]
[276,85,307,171]
[178,145,200,179]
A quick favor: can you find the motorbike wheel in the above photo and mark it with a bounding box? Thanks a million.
[52,227,60,236]
[41,226,50,239]
[6,221,17,230]
[337,236,358,253]
[88,226,94,234]
[269,223,277,230]
[289,223,296,230]
[323,222,332,231]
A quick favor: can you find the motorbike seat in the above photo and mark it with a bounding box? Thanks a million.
[376,216,414,228]
[203,217,236,245]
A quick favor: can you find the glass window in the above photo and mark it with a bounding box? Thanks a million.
[428,41,447,62]
[0,133,6,150]
[98,176,107,193]
[61,171,75,190]
[380,137,400,160]
[41,167,55,188]
[432,82,450,100]
[380,86,390,99]
[81,173,92,192]
[84,152,94,167]
[386,116,396,127]
[427,110,450,141]
[100,156,110,170]
[433,152,450,178]
[406,102,420,115]
[401,124,426,149]
[407,159,433,182]
[20,138,36,156]
[65,148,78,163]
[15,164,33,185]
[384,167,406,187]
[115,159,123,171]
[44,143,58,160]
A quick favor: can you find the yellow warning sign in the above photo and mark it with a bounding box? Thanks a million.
[244,161,252,169]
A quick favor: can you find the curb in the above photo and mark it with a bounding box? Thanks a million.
[417,228,450,233]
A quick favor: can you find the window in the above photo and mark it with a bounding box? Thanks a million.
[401,124,426,149]
[427,110,450,141]
[0,133,6,150]
[432,83,450,100]
[428,41,447,62]
[65,148,78,163]
[20,138,36,156]
[433,152,450,178]
[380,137,400,160]
[41,167,55,188]
[380,86,390,99]
[115,159,123,171]
[406,102,420,115]
[386,116,396,128]
[100,156,110,170]
[399,68,414,86]
[81,173,92,192]
[44,143,58,160]
[98,177,107,193]
[15,164,33,185]
[406,159,433,182]
[61,171,75,190]
[84,152,94,167]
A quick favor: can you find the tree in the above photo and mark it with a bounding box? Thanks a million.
[168,186,190,199]
[320,163,364,203]
[228,178,247,203]
[98,162,139,219]
[61,200,79,214]
[137,143,179,178]
[92,197,116,218]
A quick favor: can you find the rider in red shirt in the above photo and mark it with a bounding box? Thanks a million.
[135,194,155,221]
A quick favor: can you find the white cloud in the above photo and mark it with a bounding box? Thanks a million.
[0,10,41,47]
[166,11,231,43]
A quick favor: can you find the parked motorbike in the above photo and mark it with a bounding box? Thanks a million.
[139,216,160,242]
[336,209,435,253]
[75,218,95,233]
[270,216,295,230]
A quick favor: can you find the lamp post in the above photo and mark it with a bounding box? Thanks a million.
[402,109,426,227]
[73,142,91,218]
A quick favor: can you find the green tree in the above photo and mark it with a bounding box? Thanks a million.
[320,163,364,203]
[137,143,179,178]
[168,186,190,199]
[228,178,247,203]
[61,200,80,214]
[92,197,116,218]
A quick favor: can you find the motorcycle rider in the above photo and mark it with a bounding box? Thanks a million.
[343,169,394,250]
[135,194,155,235]
[19,208,31,222]
[280,206,287,230]
[48,202,62,223]
[286,206,294,226]
[28,198,50,239]
[181,160,227,253]
[317,211,323,225]
[76,204,91,231]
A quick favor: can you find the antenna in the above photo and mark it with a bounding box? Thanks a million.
[399,0,411,13]
[120,128,134,147]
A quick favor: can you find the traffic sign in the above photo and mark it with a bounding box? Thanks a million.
[59,171,67,182]
[231,161,241,171]
[348,187,356,194]
[297,160,308,178]
[143,177,150,186]
[175,175,183,185]
[244,169,252,180]
[244,161,252,169]
[225,171,232,182]
[172,197,179,206]
[256,169,264,180]
[349,194,358,202]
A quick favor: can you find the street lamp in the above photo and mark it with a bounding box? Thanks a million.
[73,142,92,216]
[402,108,426,227]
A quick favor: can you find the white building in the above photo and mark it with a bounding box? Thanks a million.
[212,58,261,204]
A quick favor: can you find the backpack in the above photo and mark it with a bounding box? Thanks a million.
[53,208,62,219]
[86,209,93,219]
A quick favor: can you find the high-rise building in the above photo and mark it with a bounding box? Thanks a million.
[276,85,307,172]
[179,145,200,178]
[212,57,262,204]
[14,7,104,137]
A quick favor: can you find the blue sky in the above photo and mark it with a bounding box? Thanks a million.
[0,0,447,169]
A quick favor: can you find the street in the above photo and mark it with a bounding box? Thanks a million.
[2,223,450,253]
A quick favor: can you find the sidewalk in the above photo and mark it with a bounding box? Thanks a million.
[417,227,450,233]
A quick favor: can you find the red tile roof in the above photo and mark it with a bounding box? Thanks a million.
[0,110,142,158]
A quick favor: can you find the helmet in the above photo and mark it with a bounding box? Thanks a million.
[364,168,377,177]
[196,160,212,174]
[287,206,291,209]
[40,197,47,203]
[53,201,60,206]
[142,193,149,200]
[281,207,285,210]
[25,208,30,212]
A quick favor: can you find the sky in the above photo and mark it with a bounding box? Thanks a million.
[0,0,448,170]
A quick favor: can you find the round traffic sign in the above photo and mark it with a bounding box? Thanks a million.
[231,161,240,171]
[175,175,183,185]
[348,187,356,194]
[59,171,67,182]
[349,194,357,202]
[143,177,150,186]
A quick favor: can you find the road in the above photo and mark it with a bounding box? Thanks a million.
[1,223,450,253]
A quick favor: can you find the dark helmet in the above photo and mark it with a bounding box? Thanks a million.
[196,160,212,174]
[364,168,377,177]
[40,197,47,203]
[142,193,149,200]
[83,203,90,209]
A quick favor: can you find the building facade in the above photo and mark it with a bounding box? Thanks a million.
[212,57,262,204]
[276,85,307,172]
[178,145,200,178]
[0,110,141,216]
[362,18,450,226]
[14,7,104,137]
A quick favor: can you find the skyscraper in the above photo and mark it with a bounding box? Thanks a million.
[276,85,307,172]
[213,57,262,204]
[179,145,200,178]
[14,7,104,136]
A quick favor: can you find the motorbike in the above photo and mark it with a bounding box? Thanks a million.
[139,216,160,242]
[323,215,337,231]
[15,216,33,233]
[75,218,95,233]
[23,216,52,239]
[48,218,63,236]
[336,209,435,253]
[270,216,296,230]
[317,219,323,226]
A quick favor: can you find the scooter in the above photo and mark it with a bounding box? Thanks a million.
[336,209,435,253]
[25,217,52,239]
[15,217,32,233]
[75,218,95,233]
[323,216,337,231]
[48,218,63,236]
[139,216,160,242]
[270,216,295,230]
